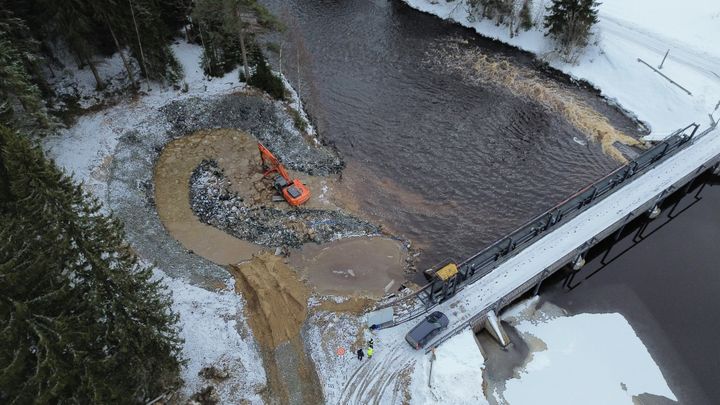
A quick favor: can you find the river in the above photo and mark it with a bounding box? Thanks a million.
[259,0,644,271]
[252,1,719,402]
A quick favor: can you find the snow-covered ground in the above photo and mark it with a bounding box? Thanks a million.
[404,0,720,139]
[159,269,266,402]
[410,330,489,405]
[43,40,302,403]
[505,312,675,404]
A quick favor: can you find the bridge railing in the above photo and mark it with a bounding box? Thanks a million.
[453,123,698,287]
[378,123,703,325]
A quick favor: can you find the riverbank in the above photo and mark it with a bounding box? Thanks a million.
[42,38,409,403]
[403,0,720,139]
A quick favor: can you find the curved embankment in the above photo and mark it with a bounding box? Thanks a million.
[154,129,261,265]
[153,128,409,297]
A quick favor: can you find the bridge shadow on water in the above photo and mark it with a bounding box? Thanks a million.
[535,171,720,404]
[563,172,717,291]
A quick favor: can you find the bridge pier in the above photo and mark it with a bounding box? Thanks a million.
[571,253,586,271]
[648,204,662,219]
[484,310,510,347]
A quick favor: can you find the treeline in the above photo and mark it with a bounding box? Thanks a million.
[1,0,286,134]
[0,1,288,403]
[189,0,285,99]
[0,124,183,403]
[467,0,600,61]
[1,0,186,130]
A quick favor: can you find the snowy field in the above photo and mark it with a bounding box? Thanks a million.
[404,0,720,139]
[505,312,675,404]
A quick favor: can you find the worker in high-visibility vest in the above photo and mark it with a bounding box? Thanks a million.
[367,347,374,359]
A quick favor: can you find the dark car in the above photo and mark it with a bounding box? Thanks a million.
[405,311,449,350]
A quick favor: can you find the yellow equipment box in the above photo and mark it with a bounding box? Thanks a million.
[435,263,458,281]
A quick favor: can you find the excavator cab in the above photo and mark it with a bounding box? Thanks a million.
[258,143,311,206]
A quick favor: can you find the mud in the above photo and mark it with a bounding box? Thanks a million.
[229,253,310,349]
[108,130,230,286]
[154,129,263,265]
[154,127,410,297]
[228,253,323,404]
[290,237,409,297]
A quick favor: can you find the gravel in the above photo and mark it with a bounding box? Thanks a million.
[190,160,380,248]
[161,94,343,175]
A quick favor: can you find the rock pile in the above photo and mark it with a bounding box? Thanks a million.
[190,160,379,248]
[161,94,343,175]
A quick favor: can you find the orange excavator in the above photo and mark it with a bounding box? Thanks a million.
[258,142,311,206]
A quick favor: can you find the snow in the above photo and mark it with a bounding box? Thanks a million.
[49,48,138,109]
[403,0,720,139]
[505,312,676,404]
[159,270,266,403]
[42,40,280,402]
[44,42,244,199]
[410,330,489,405]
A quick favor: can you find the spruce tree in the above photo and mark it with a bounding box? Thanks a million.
[544,0,600,58]
[247,46,285,100]
[191,0,280,79]
[0,126,183,404]
[124,0,184,84]
[0,6,50,130]
[519,0,533,31]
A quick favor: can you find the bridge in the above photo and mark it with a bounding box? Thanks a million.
[337,119,720,404]
[370,119,720,351]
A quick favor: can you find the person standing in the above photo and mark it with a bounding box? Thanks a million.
[357,348,364,360]
[367,346,374,359]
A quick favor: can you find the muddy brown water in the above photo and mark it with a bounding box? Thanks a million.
[260,0,645,274]
[289,236,407,298]
[154,129,261,265]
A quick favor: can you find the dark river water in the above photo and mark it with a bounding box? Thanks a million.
[254,0,719,403]
[542,176,720,404]
[260,0,643,270]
